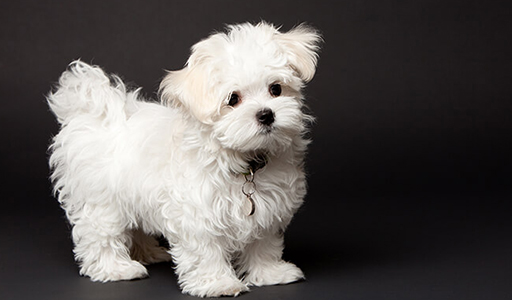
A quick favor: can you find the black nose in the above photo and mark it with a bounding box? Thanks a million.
[256,108,275,126]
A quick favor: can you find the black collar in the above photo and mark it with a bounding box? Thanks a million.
[243,153,268,175]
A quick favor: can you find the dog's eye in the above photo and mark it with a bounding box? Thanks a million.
[269,84,282,97]
[228,92,240,106]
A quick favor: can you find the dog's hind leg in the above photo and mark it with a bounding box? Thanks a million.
[70,205,148,282]
[129,228,172,265]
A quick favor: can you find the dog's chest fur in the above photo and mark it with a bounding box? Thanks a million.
[152,150,306,248]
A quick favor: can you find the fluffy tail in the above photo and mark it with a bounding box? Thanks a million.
[48,60,131,125]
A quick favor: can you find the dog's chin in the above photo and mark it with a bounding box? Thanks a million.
[252,126,292,153]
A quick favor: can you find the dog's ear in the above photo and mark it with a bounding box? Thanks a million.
[159,35,228,124]
[276,24,322,83]
[159,64,219,124]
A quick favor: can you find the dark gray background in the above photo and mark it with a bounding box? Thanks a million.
[1,1,511,299]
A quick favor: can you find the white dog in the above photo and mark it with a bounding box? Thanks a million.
[48,22,321,297]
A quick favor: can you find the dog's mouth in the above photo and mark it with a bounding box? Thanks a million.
[259,124,274,134]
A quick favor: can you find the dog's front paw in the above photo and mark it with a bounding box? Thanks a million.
[182,276,249,298]
[244,261,304,287]
[213,278,249,297]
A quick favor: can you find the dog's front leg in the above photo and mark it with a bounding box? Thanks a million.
[238,230,304,287]
[170,236,248,297]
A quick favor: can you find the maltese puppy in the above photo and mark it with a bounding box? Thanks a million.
[48,22,321,297]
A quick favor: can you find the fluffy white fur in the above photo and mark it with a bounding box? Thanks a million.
[48,22,321,297]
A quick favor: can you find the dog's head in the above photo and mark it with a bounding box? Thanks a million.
[159,22,321,154]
